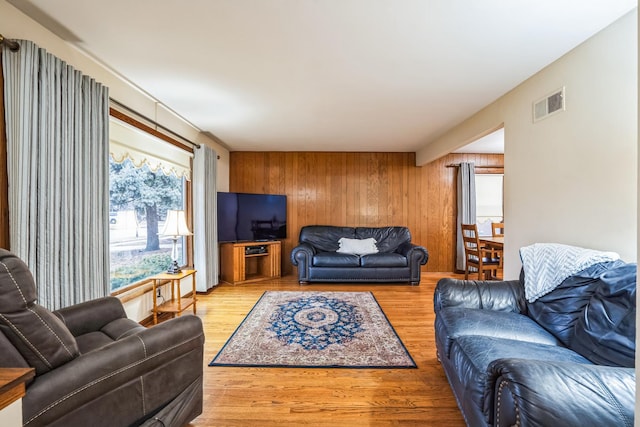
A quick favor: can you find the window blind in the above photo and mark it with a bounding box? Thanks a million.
[109,117,193,180]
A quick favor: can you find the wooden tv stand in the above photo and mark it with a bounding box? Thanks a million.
[220,240,281,285]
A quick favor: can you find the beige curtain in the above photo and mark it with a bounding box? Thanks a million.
[2,40,110,310]
[456,162,476,271]
[192,144,218,291]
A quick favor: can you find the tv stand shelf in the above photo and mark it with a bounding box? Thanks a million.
[220,241,281,285]
[245,252,268,258]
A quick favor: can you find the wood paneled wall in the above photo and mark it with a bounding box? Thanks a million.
[229,152,504,274]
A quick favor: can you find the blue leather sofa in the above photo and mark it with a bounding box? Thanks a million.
[434,261,636,427]
[291,225,428,285]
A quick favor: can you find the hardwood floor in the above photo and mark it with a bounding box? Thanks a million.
[188,273,466,426]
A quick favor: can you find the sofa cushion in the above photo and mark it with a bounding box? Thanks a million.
[449,336,591,425]
[313,252,360,267]
[74,331,117,354]
[435,307,560,358]
[355,227,411,253]
[570,263,636,368]
[299,226,356,252]
[526,261,625,346]
[337,237,379,255]
[101,317,146,340]
[75,318,145,354]
[360,253,407,268]
[0,249,80,375]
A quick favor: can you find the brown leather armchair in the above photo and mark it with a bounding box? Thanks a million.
[0,249,204,427]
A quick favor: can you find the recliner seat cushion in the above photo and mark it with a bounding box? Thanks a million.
[74,331,116,354]
[74,318,144,354]
[435,307,560,358]
[0,249,79,374]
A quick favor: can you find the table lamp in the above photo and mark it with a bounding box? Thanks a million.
[161,210,192,274]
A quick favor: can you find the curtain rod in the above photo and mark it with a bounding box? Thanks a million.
[110,98,201,149]
[0,34,20,51]
[446,164,503,168]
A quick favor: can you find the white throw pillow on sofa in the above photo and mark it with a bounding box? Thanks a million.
[337,237,379,255]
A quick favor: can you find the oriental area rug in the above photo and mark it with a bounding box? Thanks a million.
[209,291,416,368]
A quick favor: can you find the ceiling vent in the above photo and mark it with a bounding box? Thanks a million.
[533,87,565,122]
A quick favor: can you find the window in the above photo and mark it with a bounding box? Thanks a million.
[475,174,503,236]
[108,115,193,291]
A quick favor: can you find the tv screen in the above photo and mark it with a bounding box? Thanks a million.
[217,192,287,242]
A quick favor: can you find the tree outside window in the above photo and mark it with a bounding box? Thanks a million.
[109,157,185,291]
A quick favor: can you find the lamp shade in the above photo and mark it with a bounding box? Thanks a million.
[161,210,192,237]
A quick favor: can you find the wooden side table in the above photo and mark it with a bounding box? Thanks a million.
[0,368,35,427]
[150,269,197,325]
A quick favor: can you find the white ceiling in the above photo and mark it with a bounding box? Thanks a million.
[454,128,504,154]
[8,0,637,152]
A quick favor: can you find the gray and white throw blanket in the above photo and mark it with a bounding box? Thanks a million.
[520,243,620,302]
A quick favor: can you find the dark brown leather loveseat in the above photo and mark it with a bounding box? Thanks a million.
[0,249,204,427]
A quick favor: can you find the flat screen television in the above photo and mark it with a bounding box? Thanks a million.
[217,192,287,242]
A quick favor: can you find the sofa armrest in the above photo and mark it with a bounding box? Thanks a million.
[434,278,525,314]
[23,315,204,427]
[396,242,428,265]
[488,359,635,427]
[291,242,317,284]
[53,296,127,337]
[290,242,316,266]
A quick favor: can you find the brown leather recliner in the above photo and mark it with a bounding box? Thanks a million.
[0,249,205,427]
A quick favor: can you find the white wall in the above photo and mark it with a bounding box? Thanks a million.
[0,0,230,191]
[0,400,22,427]
[418,10,638,279]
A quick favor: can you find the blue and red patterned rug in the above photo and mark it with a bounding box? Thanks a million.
[209,291,416,368]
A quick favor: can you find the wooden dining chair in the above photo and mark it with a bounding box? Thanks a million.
[491,222,505,269]
[461,224,500,280]
[491,222,504,237]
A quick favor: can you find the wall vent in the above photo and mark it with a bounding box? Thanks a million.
[533,87,565,122]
